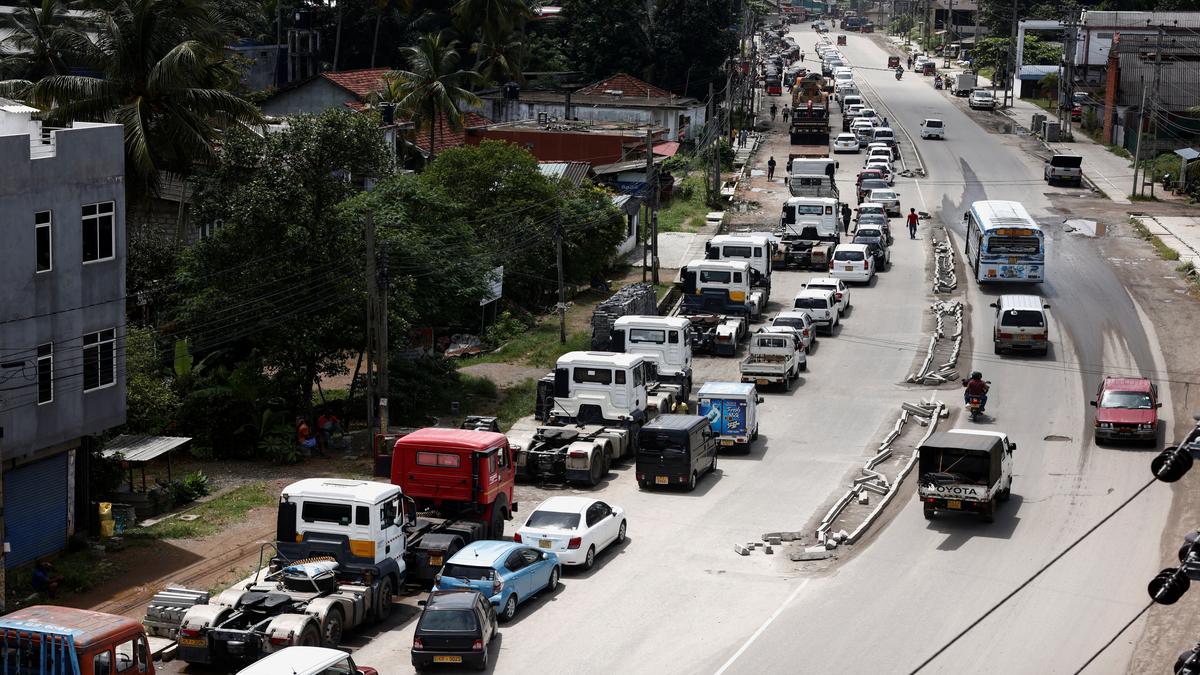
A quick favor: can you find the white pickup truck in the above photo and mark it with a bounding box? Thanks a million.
[739,331,806,391]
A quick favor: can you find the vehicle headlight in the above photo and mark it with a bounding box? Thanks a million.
[1140,423,1154,430]
[1098,422,1113,429]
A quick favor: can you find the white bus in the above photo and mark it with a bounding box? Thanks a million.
[963,200,1045,283]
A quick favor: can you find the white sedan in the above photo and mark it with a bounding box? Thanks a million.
[833,133,860,153]
[515,496,626,570]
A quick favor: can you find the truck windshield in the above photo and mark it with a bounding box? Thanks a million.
[525,511,581,530]
[1100,391,1153,409]
[418,609,479,632]
[301,501,352,525]
[441,564,494,581]
[629,328,666,344]
[773,318,805,328]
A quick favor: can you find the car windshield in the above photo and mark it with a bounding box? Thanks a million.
[856,228,882,238]
[861,180,888,191]
[834,250,865,261]
[859,207,883,215]
[773,317,807,328]
[925,120,944,128]
[418,609,479,633]
[525,510,581,530]
[1000,309,1045,328]
[441,564,494,581]
[1099,391,1154,409]
[838,135,856,141]
[974,91,993,99]
[871,192,897,200]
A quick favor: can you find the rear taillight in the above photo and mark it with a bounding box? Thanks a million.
[413,637,424,650]
[269,635,290,646]
[492,579,504,594]
[472,639,484,651]
[998,332,1013,339]
[835,292,843,300]
[568,537,582,549]
[829,261,835,270]
[179,628,200,638]
[802,329,809,337]
[1033,334,1047,341]
[513,532,522,543]
[568,451,587,458]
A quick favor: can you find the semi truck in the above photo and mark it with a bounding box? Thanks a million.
[790,74,830,149]
[678,259,764,320]
[706,233,775,297]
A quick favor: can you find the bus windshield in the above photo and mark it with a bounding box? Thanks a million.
[985,235,1041,255]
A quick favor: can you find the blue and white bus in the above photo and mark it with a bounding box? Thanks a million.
[963,200,1045,283]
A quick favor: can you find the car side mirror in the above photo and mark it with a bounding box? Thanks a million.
[1043,304,1051,309]
[1009,443,1016,451]
[1006,447,1013,455]
[989,302,998,308]
[417,600,427,606]
[1089,400,1098,406]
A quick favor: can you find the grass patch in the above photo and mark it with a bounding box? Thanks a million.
[658,173,710,233]
[129,483,274,540]
[463,319,590,368]
[5,548,120,610]
[1130,217,1182,261]
[496,378,539,431]
[1128,193,1160,202]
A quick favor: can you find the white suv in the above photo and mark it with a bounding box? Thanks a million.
[771,311,817,352]
[793,289,840,334]
[969,89,996,110]
[920,118,945,139]
[803,277,850,314]
[830,244,876,284]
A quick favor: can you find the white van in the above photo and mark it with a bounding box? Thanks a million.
[793,288,840,334]
[989,295,1051,355]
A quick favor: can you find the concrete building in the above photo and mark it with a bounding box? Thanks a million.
[1102,33,1200,154]
[1074,10,1200,84]
[467,120,668,166]
[0,102,127,594]
[470,73,707,142]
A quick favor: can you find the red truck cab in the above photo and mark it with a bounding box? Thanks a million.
[391,428,517,538]
[0,605,154,675]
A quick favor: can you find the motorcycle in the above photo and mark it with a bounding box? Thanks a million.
[962,379,992,422]
[895,69,903,81]
[934,76,944,90]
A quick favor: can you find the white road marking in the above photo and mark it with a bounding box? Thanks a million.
[713,578,811,675]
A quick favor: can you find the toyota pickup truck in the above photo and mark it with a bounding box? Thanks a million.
[1044,154,1083,186]
[739,331,806,390]
[918,429,1015,523]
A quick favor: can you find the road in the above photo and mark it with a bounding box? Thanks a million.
[163,28,1177,675]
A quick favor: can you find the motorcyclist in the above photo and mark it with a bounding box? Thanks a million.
[962,371,990,411]
[895,66,903,80]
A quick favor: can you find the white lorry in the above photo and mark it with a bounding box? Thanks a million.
[609,315,693,401]
[950,72,977,97]
[739,331,806,390]
[520,351,678,485]
[706,233,775,297]
[917,429,1015,523]
[697,382,761,452]
[178,479,407,668]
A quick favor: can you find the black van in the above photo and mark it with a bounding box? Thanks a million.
[636,415,718,492]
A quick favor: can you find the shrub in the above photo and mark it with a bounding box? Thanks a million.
[171,471,211,504]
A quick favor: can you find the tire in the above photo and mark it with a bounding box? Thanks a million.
[923,505,935,520]
[374,576,394,622]
[298,624,320,647]
[322,607,344,648]
[993,343,1001,355]
[686,471,698,492]
[638,479,650,490]
[583,545,597,571]
[546,566,560,593]
[751,426,759,442]
[616,520,627,544]
[981,498,996,523]
[587,456,604,487]
[999,485,1011,502]
[499,594,518,622]
[488,504,506,540]
[799,361,807,372]
[474,646,489,672]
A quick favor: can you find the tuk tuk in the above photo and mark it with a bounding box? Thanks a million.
[837,34,847,45]
[922,61,937,76]
[887,56,900,69]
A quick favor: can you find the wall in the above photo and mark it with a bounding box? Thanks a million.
[469,128,637,165]
[261,78,354,116]
[228,43,282,92]
[476,99,707,141]
[0,122,127,463]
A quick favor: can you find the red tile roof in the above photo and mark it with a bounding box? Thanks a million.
[321,68,391,99]
[576,73,675,99]
[409,112,492,155]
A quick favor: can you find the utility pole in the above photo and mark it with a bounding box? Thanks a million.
[364,213,376,439]
[1004,0,1018,108]
[377,247,389,433]
[554,212,566,344]
[1131,76,1148,198]
[645,128,660,286]
[1149,26,1165,198]
[943,0,954,69]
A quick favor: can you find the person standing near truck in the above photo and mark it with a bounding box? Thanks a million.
[841,203,852,234]
[767,156,777,181]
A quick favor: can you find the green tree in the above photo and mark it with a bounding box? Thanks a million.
[124,325,181,434]
[560,0,651,82]
[650,0,736,98]
[472,33,525,85]
[452,0,530,44]
[387,31,481,162]
[174,109,391,411]
[0,0,89,79]
[22,0,262,195]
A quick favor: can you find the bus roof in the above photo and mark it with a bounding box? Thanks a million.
[0,606,144,650]
[970,200,1041,232]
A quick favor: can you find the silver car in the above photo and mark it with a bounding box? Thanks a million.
[868,189,901,217]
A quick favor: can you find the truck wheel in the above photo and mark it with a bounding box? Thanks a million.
[587,456,604,487]
[322,608,345,647]
[299,624,320,647]
[923,505,935,520]
[799,360,807,372]
[488,501,507,540]
[375,576,394,622]
[981,499,996,523]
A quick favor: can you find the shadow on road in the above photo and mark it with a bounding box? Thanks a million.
[928,494,1024,549]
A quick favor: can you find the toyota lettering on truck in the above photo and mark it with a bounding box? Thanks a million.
[963,200,1046,283]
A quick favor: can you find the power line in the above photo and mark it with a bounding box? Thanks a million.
[1072,601,1155,674]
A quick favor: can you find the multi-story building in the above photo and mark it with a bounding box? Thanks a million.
[0,101,127,598]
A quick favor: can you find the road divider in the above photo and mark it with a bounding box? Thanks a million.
[907,301,963,385]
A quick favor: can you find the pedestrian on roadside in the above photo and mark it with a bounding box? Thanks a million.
[841,203,852,234]
[296,416,318,455]
[800,51,805,62]
[767,156,777,181]
[739,128,749,148]
[907,208,919,239]
[782,105,791,122]
[882,116,889,127]
[770,103,778,121]
[907,56,913,70]
[31,560,63,598]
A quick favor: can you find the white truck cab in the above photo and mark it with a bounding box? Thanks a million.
[680,259,764,319]
[780,196,840,238]
[276,478,406,577]
[706,234,775,292]
[610,316,693,400]
[551,351,670,423]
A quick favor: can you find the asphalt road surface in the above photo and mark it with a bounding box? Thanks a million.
[164,29,1178,675]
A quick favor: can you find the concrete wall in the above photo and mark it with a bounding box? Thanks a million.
[476,99,707,141]
[261,78,354,116]
[468,128,643,165]
[228,43,282,92]
[0,121,127,463]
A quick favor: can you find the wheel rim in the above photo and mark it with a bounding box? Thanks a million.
[378,580,393,620]
[324,613,343,646]
[618,522,626,542]
[504,596,516,619]
[690,472,697,489]
[550,568,559,590]
[586,547,595,568]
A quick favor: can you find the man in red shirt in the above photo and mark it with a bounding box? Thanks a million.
[962,372,990,411]
[906,208,919,239]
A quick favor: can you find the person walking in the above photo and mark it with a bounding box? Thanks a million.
[782,105,791,122]
[906,55,913,70]
[739,128,748,148]
[770,103,778,121]
[841,203,852,235]
[767,156,777,182]
[800,51,805,62]
[907,208,919,239]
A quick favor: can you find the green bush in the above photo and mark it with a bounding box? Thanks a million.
[485,311,530,347]
[171,471,211,504]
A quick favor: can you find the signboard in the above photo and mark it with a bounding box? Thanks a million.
[481,266,503,306]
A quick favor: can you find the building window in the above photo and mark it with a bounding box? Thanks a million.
[35,210,52,272]
[83,328,116,391]
[82,201,115,263]
[37,344,53,404]
[198,219,224,240]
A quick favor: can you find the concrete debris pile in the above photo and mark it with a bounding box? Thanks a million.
[806,397,947,554]
[932,233,956,293]
[589,283,658,349]
[907,300,963,384]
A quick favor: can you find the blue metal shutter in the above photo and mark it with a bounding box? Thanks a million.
[4,453,69,567]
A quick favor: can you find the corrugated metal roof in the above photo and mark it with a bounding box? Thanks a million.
[0,103,38,114]
[538,161,590,186]
[1176,148,1200,161]
[101,435,191,462]
[1081,10,1200,28]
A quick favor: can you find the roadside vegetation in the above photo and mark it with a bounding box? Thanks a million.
[128,483,274,540]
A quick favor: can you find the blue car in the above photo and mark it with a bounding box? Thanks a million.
[434,541,561,621]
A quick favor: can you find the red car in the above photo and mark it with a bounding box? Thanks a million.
[856,168,885,186]
[1091,376,1161,444]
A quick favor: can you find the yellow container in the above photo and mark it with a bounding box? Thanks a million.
[99,519,115,538]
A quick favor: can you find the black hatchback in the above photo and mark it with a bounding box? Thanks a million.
[412,589,498,672]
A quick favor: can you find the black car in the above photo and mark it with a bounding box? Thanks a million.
[852,237,890,269]
[412,589,498,672]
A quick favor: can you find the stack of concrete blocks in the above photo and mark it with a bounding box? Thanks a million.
[589,283,658,349]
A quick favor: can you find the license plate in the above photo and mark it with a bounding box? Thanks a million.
[947,500,961,510]
[539,539,552,549]
[757,379,769,385]
[846,265,854,270]
[430,556,442,566]
[179,638,205,647]
[1016,334,1029,341]
[721,439,734,446]
[434,656,463,664]
[655,476,669,485]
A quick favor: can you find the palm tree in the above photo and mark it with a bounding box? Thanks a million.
[452,0,531,45]
[0,0,90,79]
[472,34,525,86]
[387,32,480,163]
[26,0,263,194]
